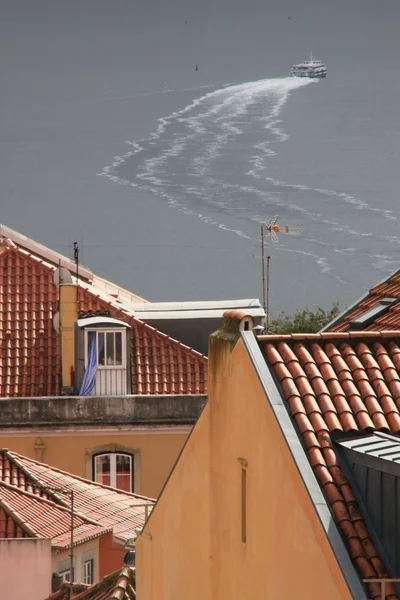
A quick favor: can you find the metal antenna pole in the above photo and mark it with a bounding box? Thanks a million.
[261,224,266,313]
[266,256,271,331]
[69,491,74,598]
[35,486,75,596]
[73,241,79,281]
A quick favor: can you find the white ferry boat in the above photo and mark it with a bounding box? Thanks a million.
[291,54,327,78]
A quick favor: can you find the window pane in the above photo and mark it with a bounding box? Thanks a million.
[115,332,123,366]
[106,332,115,365]
[98,332,105,366]
[95,455,111,487]
[116,454,132,492]
[83,559,94,584]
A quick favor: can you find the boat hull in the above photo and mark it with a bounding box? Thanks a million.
[291,72,327,78]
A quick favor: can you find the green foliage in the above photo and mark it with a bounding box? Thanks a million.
[266,300,341,334]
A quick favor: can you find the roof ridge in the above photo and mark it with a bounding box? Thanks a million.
[0,493,39,538]
[93,274,147,304]
[0,480,92,520]
[258,330,400,342]
[8,451,156,502]
[0,449,67,503]
[0,481,111,529]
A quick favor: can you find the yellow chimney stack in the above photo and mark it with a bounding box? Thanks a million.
[60,284,78,393]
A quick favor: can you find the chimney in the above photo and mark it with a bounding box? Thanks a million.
[60,284,78,394]
[208,310,253,398]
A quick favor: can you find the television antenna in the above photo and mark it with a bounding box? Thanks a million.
[255,215,299,329]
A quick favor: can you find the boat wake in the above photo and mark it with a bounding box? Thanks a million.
[100,77,314,237]
[100,76,398,282]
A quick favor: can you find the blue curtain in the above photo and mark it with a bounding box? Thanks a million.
[79,331,98,396]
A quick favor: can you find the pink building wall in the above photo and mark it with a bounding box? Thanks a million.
[0,538,52,599]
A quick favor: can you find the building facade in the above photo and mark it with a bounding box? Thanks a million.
[136,312,365,599]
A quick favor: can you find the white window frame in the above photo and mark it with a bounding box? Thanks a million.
[58,569,72,582]
[85,328,127,370]
[83,558,94,585]
[94,452,133,491]
[86,444,140,495]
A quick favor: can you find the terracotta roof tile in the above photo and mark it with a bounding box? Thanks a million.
[327,266,400,333]
[0,233,207,397]
[45,567,136,600]
[260,331,400,599]
[0,482,108,549]
[0,450,155,545]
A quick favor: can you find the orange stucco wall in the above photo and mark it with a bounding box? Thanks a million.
[0,431,188,499]
[137,334,353,599]
[137,405,212,600]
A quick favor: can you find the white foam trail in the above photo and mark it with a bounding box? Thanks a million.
[99,76,314,241]
[99,75,399,285]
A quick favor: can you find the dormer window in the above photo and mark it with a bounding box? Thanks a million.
[89,330,125,368]
[75,316,131,396]
[349,297,398,330]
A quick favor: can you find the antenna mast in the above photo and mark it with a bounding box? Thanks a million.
[257,215,299,331]
[73,241,79,281]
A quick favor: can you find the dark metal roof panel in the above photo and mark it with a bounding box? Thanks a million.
[339,432,400,462]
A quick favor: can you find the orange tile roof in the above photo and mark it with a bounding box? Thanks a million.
[0,230,207,397]
[259,330,400,600]
[0,450,154,545]
[45,567,136,600]
[327,270,400,332]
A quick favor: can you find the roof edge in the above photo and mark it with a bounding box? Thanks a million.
[320,268,400,332]
[0,224,93,281]
[258,330,400,342]
[7,450,156,503]
[241,331,368,599]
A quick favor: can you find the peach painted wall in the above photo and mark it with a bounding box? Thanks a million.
[0,431,188,498]
[137,334,353,600]
[0,538,52,599]
[136,404,212,600]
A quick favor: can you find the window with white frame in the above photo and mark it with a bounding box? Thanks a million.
[83,559,94,584]
[94,452,133,492]
[86,330,125,368]
[58,569,72,582]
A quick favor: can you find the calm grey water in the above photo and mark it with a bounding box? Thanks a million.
[1,0,400,316]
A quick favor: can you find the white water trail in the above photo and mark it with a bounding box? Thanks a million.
[100,76,316,239]
[100,76,398,281]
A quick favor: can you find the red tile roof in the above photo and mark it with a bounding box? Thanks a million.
[45,567,136,600]
[259,330,400,600]
[0,450,154,545]
[0,482,109,549]
[0,228,207,397]
[328,271,400,332]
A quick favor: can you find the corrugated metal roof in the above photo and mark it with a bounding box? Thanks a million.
[338,432,400,462]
